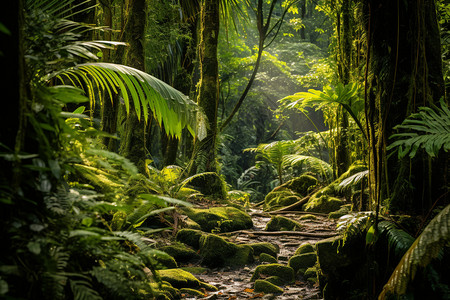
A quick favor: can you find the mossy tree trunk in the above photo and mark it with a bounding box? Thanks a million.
[116,0,148,171]
[361,0,447,214]
[189,0,220,175]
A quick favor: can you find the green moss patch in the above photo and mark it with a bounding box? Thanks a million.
[303,267,318,280]
[175,229,204,249]
[158,269,201,289]
[251,264,295,283]
[299,214,318,221]
[288,253,317,273]
[294,243,315,255]
[151,251,178,269]
[180,267,208,274]
[160,242,200,263]
[182,206,253,233]
[179,288,206,297]
[303,194,345,213]
[265,276,286,286]
[259,253,277,263]
[265,215,304,231]
[199,234,254,267]
[328,205,350,219]
[248,242,279,257]
[254,280,284,294]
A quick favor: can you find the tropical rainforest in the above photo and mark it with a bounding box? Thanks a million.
[1,0,449,299]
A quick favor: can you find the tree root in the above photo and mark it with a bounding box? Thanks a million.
[227,230,337,238]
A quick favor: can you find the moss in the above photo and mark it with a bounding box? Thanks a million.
[187,172,227,199]
[158,269,200,289]
[179,288,206,297]
[282,175,318,195]
[184,217,202,230]
[328,205,350,219]
[199,234,253,267]
[152,252,178,269]
[248,242,280,257]
[263,189,302,211]
[288,253,317,273]
[175,229,203,249]
[251,264,295,283]
[265,276,286,286]
[299,214,318,221]
[303,194,345,213]
[254,280,284,294]
[180,267,208,274]
[160,243,200,263]
[303,267,317,280]
[294,243,315,255]
[315,236,352,274]
[182,206,253,232]
[307,277,318,284]
[265,215,304,231]
[198,281,218,292]
[260,253,278,263]
[159,282,181,300]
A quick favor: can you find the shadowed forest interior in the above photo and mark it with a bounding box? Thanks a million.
[0,0,449,299]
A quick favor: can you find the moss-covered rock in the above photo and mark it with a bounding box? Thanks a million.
[284,175,318,194]
[179,288,206,297]
[265,276,286,286]
[263,189,302,212]
[158,269,201,289]
[299,214,318,221]
[294,243,315,255]
[156,281,181,300]
[152,252,178,269]
[288,253,317,273]
[199,234,254,267]
[160,243,200,263]
[251,264,295,283]
[303,194,345,213]
[254,280,284,294]
[182,206,253,233]
[248,242,279,257]
[184,217,202,230]
[328,205,350,219]
[315,236,352,273]
[259,253,278,263]
[186,172,227,199]
[175,229,203,249]
[265,215,304,231]
[180,267,208,274]
[303,267,318,280]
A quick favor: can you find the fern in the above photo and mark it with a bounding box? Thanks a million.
[377,221,415,258]
[379,203,450,298]
[283,154,333,183]
[69,277,102,300]
[338,170,368,191]
[112,231,149,250]
[387,98,450,158]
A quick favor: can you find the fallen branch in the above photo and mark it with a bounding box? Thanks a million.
[269,195,311,212]
[270,211,328,217]
[224,230,338,238]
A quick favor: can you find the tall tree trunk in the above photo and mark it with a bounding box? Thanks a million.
[362,0,447,215]
[300,0,306,40]
[116,0,148,171]
[189,0,220,175]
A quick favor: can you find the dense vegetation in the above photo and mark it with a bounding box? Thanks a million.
[1,0,449,299]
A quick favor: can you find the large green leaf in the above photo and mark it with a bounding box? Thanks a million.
[52,63,206,140]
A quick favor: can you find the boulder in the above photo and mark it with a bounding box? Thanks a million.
[303,194,345,213]
[288,253,317,273]
[158,269,201,289]
[259,253,278,263]
[182,206,253,233]
[315,236,352,273]
[160,243,200,263]
[294,243,315,255]
[185,172,226,199]
[151,251,178,269]
[175,229,203,249]
[303,267,318,280]
[248,242,279,257]
[328,205,350,219]
[251,264,295,283]
[199,234,254,267]
[254,280,284,294]
[265,276,286,286]
[265,215,304,231]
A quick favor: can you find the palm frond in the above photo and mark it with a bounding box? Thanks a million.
[379,203,450,298]
[52,63,206,140]
[338,170,368,191]
[387,99,450,158]
[283,154,333,182]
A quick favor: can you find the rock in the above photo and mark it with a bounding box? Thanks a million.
[175,229,204,249]
[288,253,317,273]
[179,288,206,297]
[299,214,317,221]
[184,217,202,230]
[303,194,345,213]
[156,281,181,300]
[294,243,315,255]
[248,242,280,257]
[254,280,284,294]
[180,267,208,274]
[185,172,226,199]
[251,264,295,283]
[315,236,352,273]
[328,205,350,219]
[158,269,200,289]
[199,234,254,267]
[259,253,278,263]
[265,276,286,286]
[263,175,318,211]
[265,215,304,231]
[160,242,200,263]
[303,267,318,280]
[151,251,178,269]
[182,206,253,233]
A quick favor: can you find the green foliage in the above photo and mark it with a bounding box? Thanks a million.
[387,99,450,158]
[379,204,450,298]
[377,221,415,259]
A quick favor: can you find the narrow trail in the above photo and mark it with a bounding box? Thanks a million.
[181,208,338,299]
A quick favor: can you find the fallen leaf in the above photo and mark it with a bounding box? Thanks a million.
[250,293,265,298]
[244,288,254,293]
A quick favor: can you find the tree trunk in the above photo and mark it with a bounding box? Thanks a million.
[116,0,148,171]
[362,0,447,214]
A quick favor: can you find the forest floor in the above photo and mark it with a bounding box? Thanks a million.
[176,205,338,300]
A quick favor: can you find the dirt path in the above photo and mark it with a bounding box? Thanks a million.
[181,208,337,299]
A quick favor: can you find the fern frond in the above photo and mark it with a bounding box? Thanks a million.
[112,231,149,250]
[377,221,415,258]
[379,203,450,298]
[387,99,450,158]
[85,149,138,176]
[338,170,368,191]
[69,278,102,300]
[283,154,332,182]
